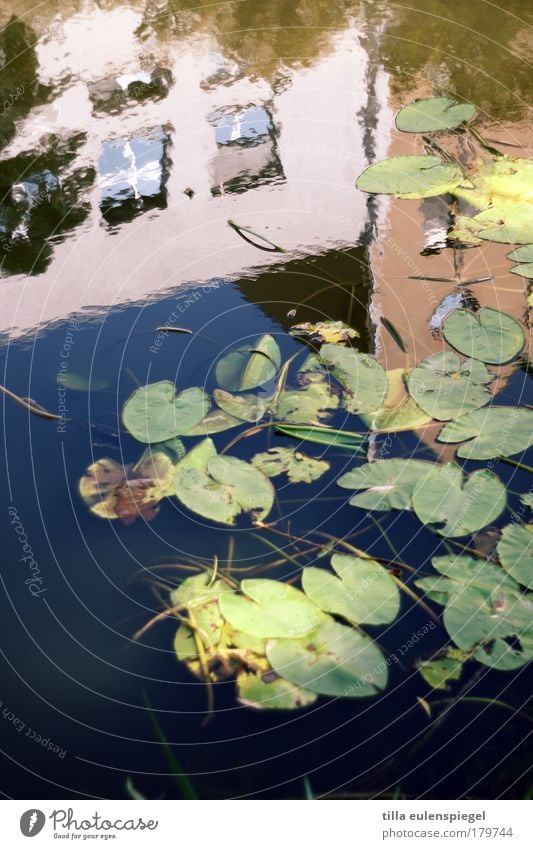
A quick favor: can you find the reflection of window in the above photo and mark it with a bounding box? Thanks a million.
[207,104,285,196]
[98,127,171,226]
[88,68,172,114]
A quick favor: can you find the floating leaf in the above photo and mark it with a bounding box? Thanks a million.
[213,388,268,423]
[520,493,533,510]
[498,523,533,589]
[438,407,533,459]
[356,155,463,199]
[215,334,281,391]
[473,202,533,244]
[171,574,232,654]
[267,617,387,697]
[415,555,533,670]
[275,423,367,450]
[174,439,275,525]
[412,463,506,538]
[289,320,359,345]
[275,378,339,424]
[302,553,400,626]
[442,308,524,364]
[57,373,109,391]
[407,352,493,421]
[507,244,533,262]
[236,671,317,710]
[510,263,533,278]
[183,407,243,434]
[319,344,388,414]
[417,649,466,691]
[219,579,321,639]
[337,458,431,512]
[395,97,476,133]
[361,368,432,432]
[252,447,329,484]
[122,381,209,443]
[79,452,175,524]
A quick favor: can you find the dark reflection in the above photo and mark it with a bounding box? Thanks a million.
[0,17,51,151]
[237,246,374,350]
[381,0,533,120]
[88,67,173,114]
[208,103,285,195]
[0,134,94,275]
[99,126,171,226]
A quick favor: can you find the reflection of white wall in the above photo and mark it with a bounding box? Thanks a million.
[2,15,393,338]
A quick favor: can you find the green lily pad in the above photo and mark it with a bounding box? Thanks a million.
[507,244,533,262]
[183,408,243,435]
[122,381,209,443]
[445,585,533,670]
[356,155,463,199]
[275,379,339,424]
[267,617,388,697]
[437,407,533,459]
[417,649,466,691]
[442,308,524,364]
[510,263,533,278]
[251,447,329,484]
[302,553,400,626]
[174,440,275,526]
[361,368,432,432]
[213,388,267,423]
[407,352,493,420]
[415,554,533,670]
[236,671,317,710]
[337,458,431,512]
[219,579,321,639]
[473,202,533,244]
[215,334,281,391]
[498,523,533,589]
[521,493,533,510]
[412,463,506,538]
[395,97,476,133]
[319,344,388,414]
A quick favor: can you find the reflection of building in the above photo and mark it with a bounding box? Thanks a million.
[207,104,285,196]
[0,135,94,276]
[99,127,171,226]
[88,68,172,114]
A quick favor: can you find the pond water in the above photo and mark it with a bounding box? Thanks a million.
[1,0,532,800]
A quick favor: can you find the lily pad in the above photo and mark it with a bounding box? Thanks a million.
[174,439,275,525]
[412,463,506,538]
[361,369,432,432]
[395,97,476,133]
[437,407,533,459]
[417,650,466,691]
[122,381,209,443]
[289,320,359,345]
[510,264,533,279]
[219,579,321,639]
[473,202,533,244]
[319,344,388,414]
[507,240,533,277]
[302,553,400,626]
[356,155,463,199]
[442,308,524,364]
[521,493,533,510]
[252,446,329,484]
[275,379,339,424]
[79,451,175,524]
[213,388,268,423]
[497,523,533,589]
[274,423,367,450]
[337,458,431,512]
[236,671,317,710]
[182,408,243,435]
[267,617,388,697]
[215,334,281,391]
[407,352,493,420]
